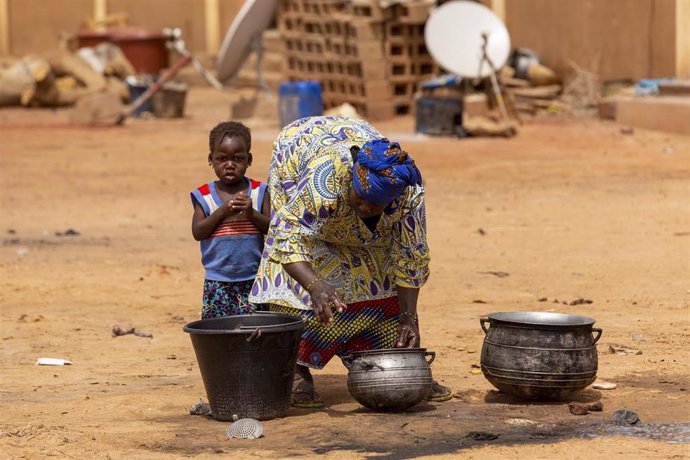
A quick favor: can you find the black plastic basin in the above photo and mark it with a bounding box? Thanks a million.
[184,313,304,421]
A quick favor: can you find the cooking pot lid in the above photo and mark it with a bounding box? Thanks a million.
[489,311,595,327]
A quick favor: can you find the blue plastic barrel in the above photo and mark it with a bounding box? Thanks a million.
[278,81,324,127]
[125,76,154,117]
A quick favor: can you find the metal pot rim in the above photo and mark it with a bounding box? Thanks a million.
[183,313,304,335]
[343,347,428,358]
[488,311,595,327]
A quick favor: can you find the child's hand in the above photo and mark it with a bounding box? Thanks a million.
[230,191,253,218]
[221,199,239,217]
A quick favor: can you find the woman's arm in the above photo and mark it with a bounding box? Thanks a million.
[283,261,347,325]
[396,286,421,348]
[391,186,430,288]
[270,153,346,323]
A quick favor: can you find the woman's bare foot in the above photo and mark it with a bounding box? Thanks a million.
[291,365,325,408]
[426,380,452,402]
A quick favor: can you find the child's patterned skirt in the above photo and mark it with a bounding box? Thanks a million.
[202,279,267,318]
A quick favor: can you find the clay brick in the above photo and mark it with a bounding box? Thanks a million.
[463,93,491,118]
[263,54,285,73]
[387,22,425,40]
[353,40,386,59]
[658,81,690,96]
[616,95,690,134]
[365,102,396,120]
[350,0,393,21]
[261,30,283,53]
[597,98,617,120]
[360,61,389,80]
[395,2,432,24]
[280,0,304,15]
[348,20,385,41]
[364,80,393,102]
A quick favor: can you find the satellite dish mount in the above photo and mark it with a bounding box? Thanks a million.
[248,34,272,99]
[477,32,510,124]
[425,1,515,127]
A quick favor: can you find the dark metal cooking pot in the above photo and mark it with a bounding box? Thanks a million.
[480,312,602,400]
[342,348,435,412]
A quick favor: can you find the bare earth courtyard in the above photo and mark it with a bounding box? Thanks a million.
[1,88,689,459]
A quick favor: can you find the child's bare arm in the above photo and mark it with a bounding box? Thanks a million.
[191,201,235,241]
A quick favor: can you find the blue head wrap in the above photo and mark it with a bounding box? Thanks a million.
[352,138,422,206]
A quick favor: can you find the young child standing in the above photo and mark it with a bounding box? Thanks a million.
[191,121,270,318]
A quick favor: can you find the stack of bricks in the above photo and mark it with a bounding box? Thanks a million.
[278,0,439,120]
[235,29,285,91]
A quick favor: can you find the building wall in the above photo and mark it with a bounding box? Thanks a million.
[7,0,93,56]
[503,0,686,80]
[677,0,690,77]
[1,0,244,57]
[107,0,207,52]
[1,0,687,79]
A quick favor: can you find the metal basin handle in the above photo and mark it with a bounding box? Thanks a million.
[591,327,602,344]
[480,317,490,334]
[425,351,436,366]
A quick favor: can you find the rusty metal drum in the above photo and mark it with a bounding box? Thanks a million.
[480,312,602,400]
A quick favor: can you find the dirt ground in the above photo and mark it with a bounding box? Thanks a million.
[1,87,689,459]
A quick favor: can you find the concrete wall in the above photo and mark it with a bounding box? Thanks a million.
[7,0,94,56]
[503,0,688,80]
[1,0,688,80]
[1,0,244,57]
[107,0,206,52]
[677,0,690,78]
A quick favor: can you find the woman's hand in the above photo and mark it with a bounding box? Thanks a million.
[308,280,347,325]
[396,314,420,348]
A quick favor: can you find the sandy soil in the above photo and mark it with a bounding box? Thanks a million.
[1,88,689,459]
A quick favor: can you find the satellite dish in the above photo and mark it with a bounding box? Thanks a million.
[216,0,277,83]
[425,1,511,78]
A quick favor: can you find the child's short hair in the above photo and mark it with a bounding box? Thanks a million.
[209,121,251,153]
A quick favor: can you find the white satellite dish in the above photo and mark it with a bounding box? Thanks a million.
[424,0,510,78]
[216,0,277,84]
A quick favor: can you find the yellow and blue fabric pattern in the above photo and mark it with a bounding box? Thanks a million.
[249,116,430,310]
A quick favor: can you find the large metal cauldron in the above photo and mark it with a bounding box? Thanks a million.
[480,312,602,400]
[342,348,435,412]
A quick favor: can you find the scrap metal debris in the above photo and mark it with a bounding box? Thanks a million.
[55,228,80,236]
[612,410,640,426]
[568,401,603,416]
[608,344,642,355]
[466,431,499,441]
[477,271,510,278]
[569,298,593,305]
[189,400,212,416]
[111,326,153,338]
